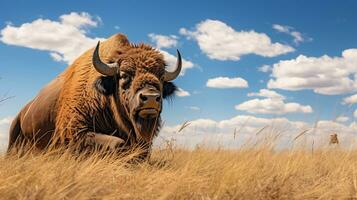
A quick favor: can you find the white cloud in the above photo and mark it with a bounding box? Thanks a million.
[354,110,357,118]
[247,89,285,100]
[258,64,272,73]
[272,24,308,45]
[180,19,294,61]
[238,89,311,115]
[206,76,248,88]
[156,115,357,149]
[175,88,190,97]
[0,12,104,64]
[272,24,290,33]
[188,106,200,111]
[159,49,194,76]
[342,94,357,105]
[148,33,178,49]
[0,116,12,150]
[290,31,304,44]
[50,52,63,62]
[0,13,195,75]
[336,115,349,123]
[312,120,357,145]
[59,12,100,28]
[268,49,357,95]
[0,116,12,125]
[235,98,313,115]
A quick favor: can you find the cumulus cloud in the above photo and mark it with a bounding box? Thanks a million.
[175,88,190,97]
[0,12,104,64]
[258,64,272,73]
[235,98,313,115]
[342,94,357,105]
[0,116,12,125]
[0,116,12,150]
[59,12,100,28]
[237,89,312,115]
[268,49,357,95]
[272,24,309,44]
[336,115,349,123]
[247,89,285,100]
[0,13,195,75]
[179,19,294,61]
[148,33,178,49]
[206,76,248,88]
[156,115,357,149]
[161,116,307,138]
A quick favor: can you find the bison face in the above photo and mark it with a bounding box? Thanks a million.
[93,42,181,142]
[122,72,163,142]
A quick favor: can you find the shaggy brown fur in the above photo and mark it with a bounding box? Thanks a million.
[8,33,178,159]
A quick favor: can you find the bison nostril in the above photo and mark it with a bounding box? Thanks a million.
[140,93,148,102]
[139,92,161,104]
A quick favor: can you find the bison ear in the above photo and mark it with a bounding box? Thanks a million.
[163,81,177,99]
[94,76,116,96]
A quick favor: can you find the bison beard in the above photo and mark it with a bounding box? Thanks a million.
[133,114,160,142]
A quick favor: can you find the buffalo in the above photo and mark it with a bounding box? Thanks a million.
[329,133,339,145]
[7,33,182,159]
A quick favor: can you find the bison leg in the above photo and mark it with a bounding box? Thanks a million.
[84,133,125,151]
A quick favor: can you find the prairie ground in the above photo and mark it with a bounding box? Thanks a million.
[1,143,357,200]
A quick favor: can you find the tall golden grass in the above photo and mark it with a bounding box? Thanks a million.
[1,142,357,200]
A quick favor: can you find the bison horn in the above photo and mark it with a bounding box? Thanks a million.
[164,50,182,81]
[92,41,118,76]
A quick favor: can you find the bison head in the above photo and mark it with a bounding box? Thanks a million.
[92,41,181,142]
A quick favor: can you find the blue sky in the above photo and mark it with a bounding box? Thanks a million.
[1,0,357,148]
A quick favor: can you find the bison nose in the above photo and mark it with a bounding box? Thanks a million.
[139,92,161,104]
[137,90,161,118]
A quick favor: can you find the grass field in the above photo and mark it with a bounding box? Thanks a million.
[1,142,357,200]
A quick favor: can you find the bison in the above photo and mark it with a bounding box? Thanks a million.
[7,33,182,159]
[329,133,339,145]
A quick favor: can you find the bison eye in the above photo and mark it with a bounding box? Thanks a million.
[120,72,131,89]
[120,72,129,79]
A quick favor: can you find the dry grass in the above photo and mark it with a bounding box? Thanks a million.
[1,144,357,200]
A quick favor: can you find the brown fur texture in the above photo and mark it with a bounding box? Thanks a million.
[8,33,177,158]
